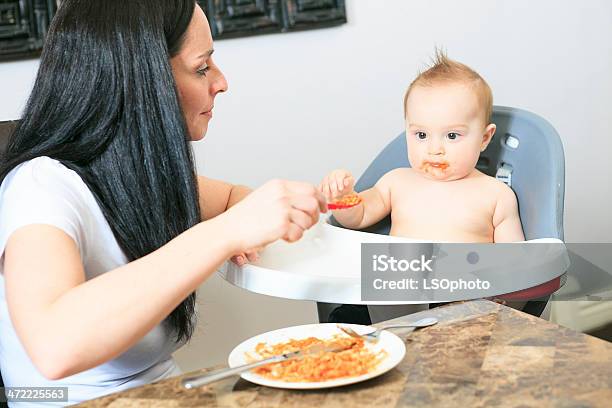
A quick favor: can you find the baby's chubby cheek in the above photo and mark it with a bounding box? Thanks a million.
[452,159,479,177]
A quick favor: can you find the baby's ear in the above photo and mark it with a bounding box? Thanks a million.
[480,124,497,152]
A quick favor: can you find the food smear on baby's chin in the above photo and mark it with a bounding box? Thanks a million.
[420,161,449,176]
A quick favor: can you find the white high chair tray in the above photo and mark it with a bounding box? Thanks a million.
[218,220,566,305]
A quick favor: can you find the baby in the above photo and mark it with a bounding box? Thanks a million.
[320,53,525,243]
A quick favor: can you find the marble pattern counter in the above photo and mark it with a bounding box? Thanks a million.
[78,300,612,407]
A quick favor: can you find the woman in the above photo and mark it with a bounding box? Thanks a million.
[0,0,324,405]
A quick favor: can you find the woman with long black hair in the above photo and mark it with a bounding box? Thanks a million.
[0,0,325,405]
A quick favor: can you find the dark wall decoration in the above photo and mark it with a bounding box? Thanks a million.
[0,0,346,62]
[201,0,346,39]
[0,0,57,61]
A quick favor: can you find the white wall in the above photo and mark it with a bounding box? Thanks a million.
[1,0,611,372]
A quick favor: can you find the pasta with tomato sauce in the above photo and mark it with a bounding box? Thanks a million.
[246,335,387,382]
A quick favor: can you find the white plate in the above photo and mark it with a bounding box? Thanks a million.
[227,323,406,389]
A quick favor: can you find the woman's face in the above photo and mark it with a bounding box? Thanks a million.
[171,5,228,141]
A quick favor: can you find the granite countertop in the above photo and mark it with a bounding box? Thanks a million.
[78,300,612,407]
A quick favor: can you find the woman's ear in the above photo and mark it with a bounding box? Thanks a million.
[481,124,497,152]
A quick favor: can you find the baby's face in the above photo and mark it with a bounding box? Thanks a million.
[405,83,495,181]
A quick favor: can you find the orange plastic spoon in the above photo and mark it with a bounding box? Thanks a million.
[327,194,362,210]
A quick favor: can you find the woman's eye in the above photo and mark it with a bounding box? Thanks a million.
[197,66,210,77]
[447,132,460,140]
[416,132,427,140]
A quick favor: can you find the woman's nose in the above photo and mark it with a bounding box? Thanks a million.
[211,69,228,95]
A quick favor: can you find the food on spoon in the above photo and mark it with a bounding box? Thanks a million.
[328,193,362,210]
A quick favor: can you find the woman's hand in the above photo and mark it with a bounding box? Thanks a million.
[230,248,261,266]
[221,179,327,253]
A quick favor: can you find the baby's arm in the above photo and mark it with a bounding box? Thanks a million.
[492,186,530,308]
[348,180,392,229]
[492,185,525,242]
[319,169,393,230]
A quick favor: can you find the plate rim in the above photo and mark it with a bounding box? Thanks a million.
[227,322,406,389]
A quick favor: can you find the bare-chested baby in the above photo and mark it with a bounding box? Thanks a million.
[320,53,525,244]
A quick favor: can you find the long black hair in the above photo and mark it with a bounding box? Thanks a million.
[0,0,201,343]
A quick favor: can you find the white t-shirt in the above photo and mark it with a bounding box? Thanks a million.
[0,157,183,407]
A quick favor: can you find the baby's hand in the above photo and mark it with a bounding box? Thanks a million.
[319,169,355,203]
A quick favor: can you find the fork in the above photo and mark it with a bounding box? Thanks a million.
[182,342,354,389]
[338,317,438,343]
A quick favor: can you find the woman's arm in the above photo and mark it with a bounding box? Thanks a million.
[5,218,234,380]
[197,176,251,220]
[4,179,325,380]
[197,176,256,265]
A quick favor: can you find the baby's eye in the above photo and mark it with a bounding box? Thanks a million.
[447,132,460,140]
[415,132,427,140]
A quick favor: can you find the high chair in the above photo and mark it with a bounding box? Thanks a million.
[318,105,565,323]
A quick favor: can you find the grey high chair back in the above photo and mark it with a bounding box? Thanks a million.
[318,106,565,323]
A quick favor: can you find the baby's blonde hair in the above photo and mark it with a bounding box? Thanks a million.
[403,50,493,124]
